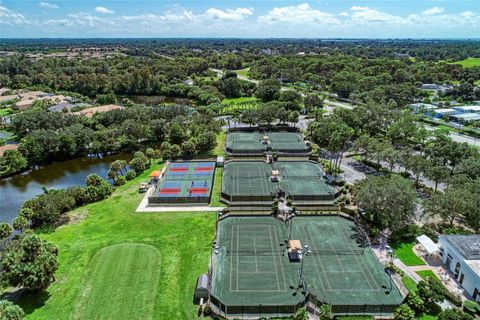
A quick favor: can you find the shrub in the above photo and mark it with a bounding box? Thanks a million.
[394,304,415,320]
[203,306,212,316]
[114,175,126,186]
[438,308,473,320]
[406,291,425,313]
[464,300,480,315]
[125,169,137,180]
[0,300,25,320]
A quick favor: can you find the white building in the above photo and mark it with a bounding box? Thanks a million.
[438,235,480,302]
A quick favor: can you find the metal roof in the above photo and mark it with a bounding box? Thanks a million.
[442,235,480,260]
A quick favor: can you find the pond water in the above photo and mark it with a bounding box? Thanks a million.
[0,154,129,223]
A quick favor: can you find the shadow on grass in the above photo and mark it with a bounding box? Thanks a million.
[2,288,51,315]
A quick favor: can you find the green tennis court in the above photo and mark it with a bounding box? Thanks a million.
[210,216,403,316]
[226,132,309,154]
[222,161,335,199]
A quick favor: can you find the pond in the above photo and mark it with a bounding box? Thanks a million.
[0,154,129,223]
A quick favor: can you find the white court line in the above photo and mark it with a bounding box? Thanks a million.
[272,224,288,291]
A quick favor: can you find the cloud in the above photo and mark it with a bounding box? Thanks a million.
[95,6,114,14]
[349,6,406,24]
[0,5,30,25]
[339,12,349,17]
[39,2,58,9]
[204,7,253,20]
[259,3,339,25]
[460,11,475,17]
[422,7,444,15]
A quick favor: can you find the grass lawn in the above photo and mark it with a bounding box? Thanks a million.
[71,243,161,320]
[336,317,373,320]
[402,276,418,292]
[450,57,480,68]
[416,270,440,281]
[210,168,225,207]
[222,96,258,104]
[233,68,250,78]
[17,164,216,320]
[393,242,426,266]
[214,131,226,156]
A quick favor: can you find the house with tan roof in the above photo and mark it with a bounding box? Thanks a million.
[73,104,124,117]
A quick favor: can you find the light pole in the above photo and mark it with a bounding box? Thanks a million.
[298,245,312,295]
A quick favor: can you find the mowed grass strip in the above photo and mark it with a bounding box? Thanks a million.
[72,243,160,320]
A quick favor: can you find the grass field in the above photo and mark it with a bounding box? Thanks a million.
[402,276,418,293]
[17,165,216,320]
[450,58,480,68]
[393,242,426,266]
[416,270,440,281]
[71,243,161,320]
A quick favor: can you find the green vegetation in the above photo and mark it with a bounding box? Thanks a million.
[210,168,225,207]
[402,276,418,293]
[233,68,250,78]
[394,243,426,266]
[222,96,257,104]
[450,57,480,68]
[0,107,13,116]
[416,270,440,281]
[214,131,226,156]
[16,166,216,319]
[71,243,160,320]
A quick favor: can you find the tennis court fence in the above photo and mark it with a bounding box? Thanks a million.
[148,196,210,204]
[209,293,399,318]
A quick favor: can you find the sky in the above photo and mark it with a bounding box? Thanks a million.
[0,0,479,38]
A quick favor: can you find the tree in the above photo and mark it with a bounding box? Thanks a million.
[287,111,300,127]
[255,79,281,102]
[424,187,470,227]
[160,141,172,160]
[424,165,449,192]
[181,140,196,157]
[132,151,150,171]
[404,155,428,185]
[304,93,323,113]
[145,148,155,164]
[0,223,12,240]
[318,304,334,320]
[1,149,28,175]
[293,307,308,320]
[417,277,445,304]
[406,291,425,313]
[12,216,28,232]
[1,234,58,291]
[0,300,25,320]
[437,308,473,320]
[355,175,417,231]
[125,169,137,180]
[394,304,415,320]
[169,123,186,144]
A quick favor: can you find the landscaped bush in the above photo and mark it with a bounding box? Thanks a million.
[463,300,480,316]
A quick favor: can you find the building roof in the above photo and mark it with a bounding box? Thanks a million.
[410,103,437,109]
[73,104,124,117]
[433,108,457,114]
[442,235,480,260]
[416,235,439,255]
[450,113,480,121]
[0,144,18,157]
[454,105,480,112]
[48,102,91,112]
